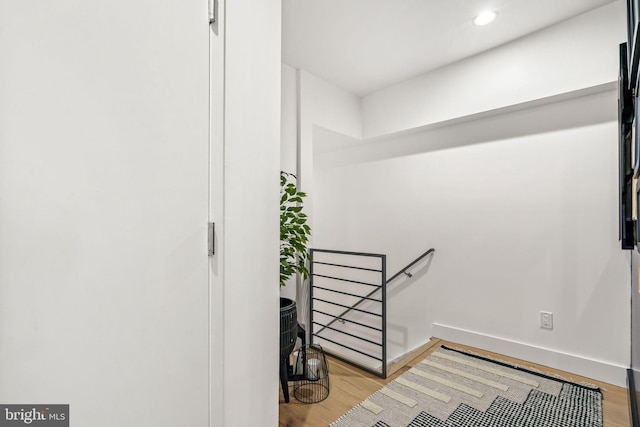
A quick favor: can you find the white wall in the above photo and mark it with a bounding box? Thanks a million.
[300,2,631,387]
[216,0,282,425]
[314,89,630,386]
[362,1,626,138]
[280,64,299,301]
[297,68,363,195]
[281,68,363,316]
[281,63,298,174]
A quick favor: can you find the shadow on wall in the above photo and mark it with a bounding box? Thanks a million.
[386,323,408,350]
[386,252,435,300]
[386,252,435,350]
[314,87,616,168]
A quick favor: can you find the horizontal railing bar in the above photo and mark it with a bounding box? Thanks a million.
[313,309,382,332]
[314,248,434,339]
[313,298,382,317]
[312,248,386,258]
[313,273,381,287]
[312,260,382,273]
[387,248,435,284]
[313,286,383,302]
[312,321,382,347]
[312,334,383,362]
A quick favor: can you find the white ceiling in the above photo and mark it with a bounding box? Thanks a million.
[282,0,618,97]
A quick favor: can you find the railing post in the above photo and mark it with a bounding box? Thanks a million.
[309,249,314,347]
[381,254,387,378]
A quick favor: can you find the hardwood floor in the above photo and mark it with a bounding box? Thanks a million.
[279,340,631,426]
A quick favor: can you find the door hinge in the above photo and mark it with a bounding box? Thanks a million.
[208,222,215,256]
[208,0,217,24]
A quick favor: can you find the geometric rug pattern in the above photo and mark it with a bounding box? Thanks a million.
[330,346,602,427]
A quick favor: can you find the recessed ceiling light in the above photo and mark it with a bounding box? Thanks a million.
[473,10,498,26]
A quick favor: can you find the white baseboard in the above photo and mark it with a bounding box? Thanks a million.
[432,323,628,388]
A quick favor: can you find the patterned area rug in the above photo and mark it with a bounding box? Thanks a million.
[330,346,602,427]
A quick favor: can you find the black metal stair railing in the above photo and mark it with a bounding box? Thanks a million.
[309,248,434,378]
[316,248,435,336]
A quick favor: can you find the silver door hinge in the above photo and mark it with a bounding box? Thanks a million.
[208,222,215,256]
[208,0,217,24]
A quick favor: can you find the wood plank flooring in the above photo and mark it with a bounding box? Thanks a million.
[279,340,631,427]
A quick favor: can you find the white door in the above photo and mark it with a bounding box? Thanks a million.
[0,1,210,426]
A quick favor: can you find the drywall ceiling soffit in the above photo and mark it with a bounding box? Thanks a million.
[313,83,616,161]
[282,0,617,96]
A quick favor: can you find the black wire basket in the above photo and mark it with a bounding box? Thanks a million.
[292,344,329,403]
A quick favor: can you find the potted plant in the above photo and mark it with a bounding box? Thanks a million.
[279,171,311,402]
[280,171,311,288]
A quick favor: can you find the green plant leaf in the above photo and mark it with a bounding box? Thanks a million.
[280,170,312,288]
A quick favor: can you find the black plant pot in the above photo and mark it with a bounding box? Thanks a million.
[280,297,298,403]
[280,297,298,361]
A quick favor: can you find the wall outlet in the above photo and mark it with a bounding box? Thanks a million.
[540,311,553,329]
